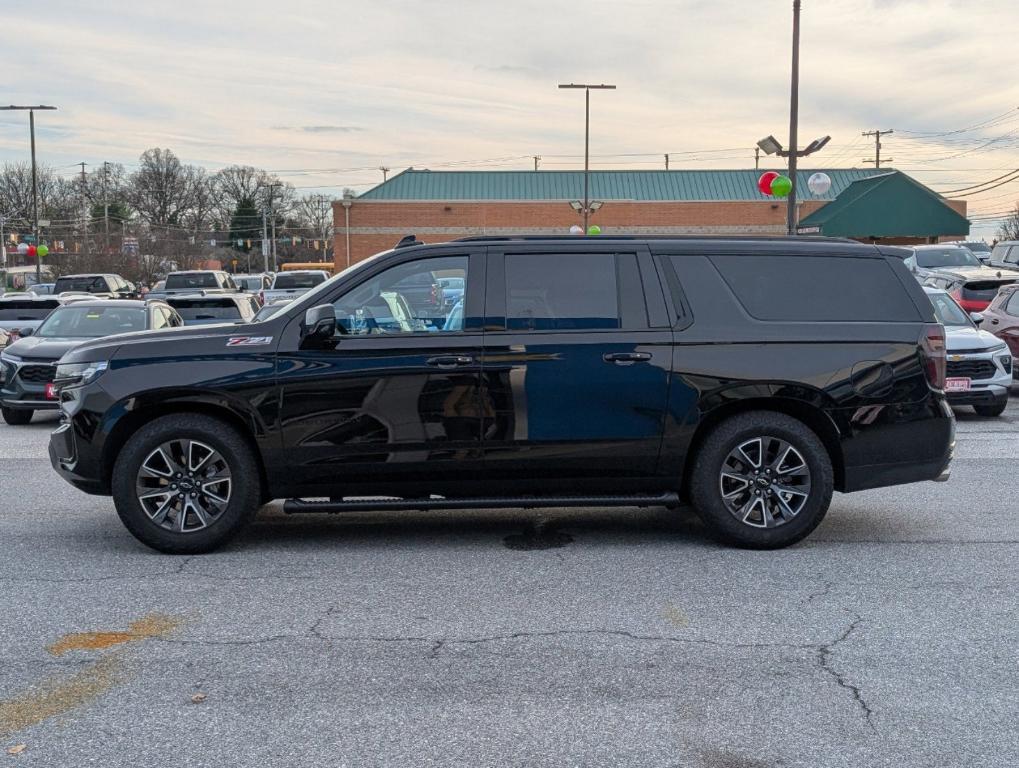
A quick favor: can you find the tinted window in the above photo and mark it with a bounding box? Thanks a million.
[273,272,327,289]
[711,254,919,322]
[333,257,467,334]
[1006,291,1019,317]
[165,272,220,289]
[168,299,242,321]
[0,300,59,320]
[36,306,147,338]
[504,253,619,331]
[54,276,107,293]
[914,248,981,268]
[928,292,971,327]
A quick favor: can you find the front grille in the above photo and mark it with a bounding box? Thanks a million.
[946,359,996,380]
[17,364,55,384]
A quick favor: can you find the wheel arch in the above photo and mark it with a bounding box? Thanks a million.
[99,393,270,501]
[678,396,846,500]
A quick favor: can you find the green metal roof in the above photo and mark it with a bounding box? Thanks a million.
[358,168,889,202]
[797,171,970,238]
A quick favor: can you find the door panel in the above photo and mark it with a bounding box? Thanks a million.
[480,248,671,483]
[277,251,485,494]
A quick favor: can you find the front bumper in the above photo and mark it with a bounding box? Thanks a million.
[1,359,59,410]
[944,347,1012,407]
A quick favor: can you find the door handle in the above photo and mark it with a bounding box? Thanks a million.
[426,355,474,369]
[991,319,999,325]
[603,352,652,366]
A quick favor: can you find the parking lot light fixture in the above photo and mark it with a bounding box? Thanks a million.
[558,83,616,232]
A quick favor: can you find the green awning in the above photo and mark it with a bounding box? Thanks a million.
[797,171,969,238]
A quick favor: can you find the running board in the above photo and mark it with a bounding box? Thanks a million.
[283,492,680,514]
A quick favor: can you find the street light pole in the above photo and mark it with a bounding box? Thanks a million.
[559,83,616,232]
[786,0,802,235]
[0,105,57,282]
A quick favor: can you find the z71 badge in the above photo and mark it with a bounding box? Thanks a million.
[227,336,273,347]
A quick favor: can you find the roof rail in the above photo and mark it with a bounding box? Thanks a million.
[394,234,424,249]
[452,234,859,244]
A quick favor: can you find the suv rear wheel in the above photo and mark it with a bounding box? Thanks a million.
[973,401,1007,418]
[690,411,834,549]
[111,414,261,553]
[1,407,33,426]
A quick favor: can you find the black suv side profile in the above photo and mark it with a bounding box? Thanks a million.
[48,236,954,554]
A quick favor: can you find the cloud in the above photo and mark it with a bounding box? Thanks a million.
[271,125,363,133]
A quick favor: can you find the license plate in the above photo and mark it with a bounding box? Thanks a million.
[945,377,971,392]
[44,382,57,399]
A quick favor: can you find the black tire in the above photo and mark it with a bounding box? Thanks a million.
[111,413,262,554]
[689,411,834,549]
[1,407,33,426]
[973,401,1007,418]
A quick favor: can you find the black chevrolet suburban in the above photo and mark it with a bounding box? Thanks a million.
[48,236,954,554]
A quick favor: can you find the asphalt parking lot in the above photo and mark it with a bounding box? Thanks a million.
[1,401,1017,768]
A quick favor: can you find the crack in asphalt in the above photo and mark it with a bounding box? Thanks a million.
[806,580,835,604]
[817,616,876,734]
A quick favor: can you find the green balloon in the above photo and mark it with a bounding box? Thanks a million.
[587,225,602,235]
[36,244,49,258]
[770,175,792,198]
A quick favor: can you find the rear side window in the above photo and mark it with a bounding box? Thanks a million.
[166,273,219,289]
[1006,291,1019,317]
[169,299,242,321]
[55,276,106,293]
[0,300,59,320]
[504,253,619,331]
[710,254,919,322]
[273,273,326,289]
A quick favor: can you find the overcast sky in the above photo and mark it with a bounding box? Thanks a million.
[3,0,1018,238]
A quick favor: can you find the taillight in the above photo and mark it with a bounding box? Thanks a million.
[920,322,946,390]
[258,290,265,305]
[8,330,18,342]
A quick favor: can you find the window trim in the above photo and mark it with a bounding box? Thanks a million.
[319,250,482,339]
[485,248,647,335]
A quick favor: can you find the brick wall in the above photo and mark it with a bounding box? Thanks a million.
[332,198,967,266]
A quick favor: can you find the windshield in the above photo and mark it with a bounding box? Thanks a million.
[928,292,972,327]
[55,276,106,293]
[914,248,982,268]
[166,273,220,289]
[253,302,292,321]
[168,299,242,321]
[36,306,147,338]
[0,300,59,321]
[273,272,327,289]
[963,242,991,254]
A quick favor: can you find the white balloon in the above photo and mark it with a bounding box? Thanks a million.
[807,172,832,196]
[16,242,28,254]
[569,225,583,235]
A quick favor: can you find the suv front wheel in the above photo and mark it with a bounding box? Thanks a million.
[690,411,834,549]
[1,407,33,426]
[111,414,261,553]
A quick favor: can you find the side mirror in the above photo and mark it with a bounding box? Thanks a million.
[970,312,984,326]
[19,327,34,338]
[302,304,336,341]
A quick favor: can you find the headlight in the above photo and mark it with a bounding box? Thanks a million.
[989,343,1008,353]
[54,360,109,388]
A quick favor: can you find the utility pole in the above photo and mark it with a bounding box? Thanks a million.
[0,105,57,283]
[379,166,390,182]
[315,195,331,263]
[102,161,111,254]
[533,156,541,171]
[558,83,617,233]
[78,161,90,257]
[786,0,802,236]
[862,129,894,168]
[261,209,269,273]
[755,146,761,170]
[665,153,670,170]
[267,182,283,272]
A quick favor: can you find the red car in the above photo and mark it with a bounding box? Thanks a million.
[982,284,1019,361]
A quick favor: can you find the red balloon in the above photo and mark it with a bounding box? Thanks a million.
[27,245,37,257]
[758,171,780,196]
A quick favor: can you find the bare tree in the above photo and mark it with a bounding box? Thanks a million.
[128,148,202,227]
[998,206,1019,241]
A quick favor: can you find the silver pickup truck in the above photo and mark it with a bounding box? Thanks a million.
[147,270,239,301]
[261,270,331,303]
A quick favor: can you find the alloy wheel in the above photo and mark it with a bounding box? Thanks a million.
[718,436,811,529]
[135,439,232,533]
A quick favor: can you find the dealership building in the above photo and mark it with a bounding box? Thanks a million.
[332,168,969,267]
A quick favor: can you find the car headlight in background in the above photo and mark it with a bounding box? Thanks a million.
[54,360,109,389]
